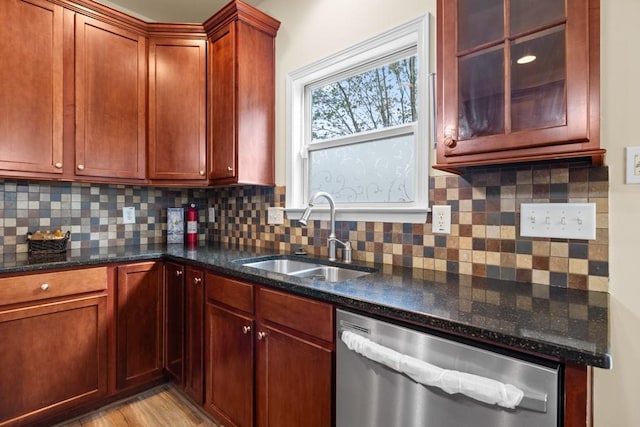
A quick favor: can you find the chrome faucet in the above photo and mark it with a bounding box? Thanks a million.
[298,191,352,262]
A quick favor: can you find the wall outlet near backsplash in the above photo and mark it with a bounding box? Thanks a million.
[267,207,285,225]
[431,205,451,234]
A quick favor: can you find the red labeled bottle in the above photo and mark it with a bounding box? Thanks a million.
[186,203,198,247]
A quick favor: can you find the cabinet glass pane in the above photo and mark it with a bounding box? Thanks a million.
[458,0,504,51]
[510,0,565,35]
[511,27,566,132]
[458,47,504,140]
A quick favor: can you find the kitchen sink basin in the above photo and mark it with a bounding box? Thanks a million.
[241,258,323,274]
[288,265,370,282]
[238,256,374,283]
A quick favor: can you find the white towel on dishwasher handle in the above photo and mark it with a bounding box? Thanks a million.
[341,330,525,410]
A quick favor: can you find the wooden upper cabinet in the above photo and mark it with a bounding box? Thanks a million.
[434,0,603,174]
[205,0,280,186]
[148,35,207,183]
[0,0,64,177]
[75,14,147,181]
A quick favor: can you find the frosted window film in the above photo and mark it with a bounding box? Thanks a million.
[309,134,415,203]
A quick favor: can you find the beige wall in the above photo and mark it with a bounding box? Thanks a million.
[255,0,436,185]
[594,0,640,425]
[257,0,638,424]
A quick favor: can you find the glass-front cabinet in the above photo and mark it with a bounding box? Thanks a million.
[434,0,603,174]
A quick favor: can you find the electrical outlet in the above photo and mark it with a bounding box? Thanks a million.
[208,207,216,223]
[122,206,135,224]
[520,203,596,240]
[267,207,285,225]
[626,146,640,184]
[431,205,451,234]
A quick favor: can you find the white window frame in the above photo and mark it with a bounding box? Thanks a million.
[285,15,431,223]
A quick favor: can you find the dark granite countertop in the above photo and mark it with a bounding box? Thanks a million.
[0,243,611,369]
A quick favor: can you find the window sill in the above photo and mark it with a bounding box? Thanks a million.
[285,207,429,224]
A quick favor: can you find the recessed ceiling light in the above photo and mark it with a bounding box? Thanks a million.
[516,54,537,65]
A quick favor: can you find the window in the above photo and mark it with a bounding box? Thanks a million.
[286,15,430,223]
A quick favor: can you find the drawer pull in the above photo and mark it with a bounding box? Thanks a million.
[40,283,50,291]
[194,277,202,285]
[77,164,85,171]
[242,325,251,334]
[257,331,267,340]
[54,162,63,169]
[176,270,183,277]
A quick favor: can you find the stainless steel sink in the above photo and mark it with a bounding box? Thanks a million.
[289,265,370,282]
[238,256,373,283]
[241,259,322,274]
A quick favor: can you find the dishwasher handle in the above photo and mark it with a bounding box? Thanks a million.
[340,330,548,413]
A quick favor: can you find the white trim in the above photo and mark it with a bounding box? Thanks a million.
[285,207,429,224]
[286,14,431,223]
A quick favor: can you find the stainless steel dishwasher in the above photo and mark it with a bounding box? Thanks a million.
[336,309,560,427]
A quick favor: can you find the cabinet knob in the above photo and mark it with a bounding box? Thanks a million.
[227,166,233,172]
[54,162,63,169]
[242,325,252,335]
[176,270,183,277]
[194,277,202,285]
[443,129,457,148]
[443,136,456,148]
[40,283,50,291]
[257,331,267,340]
[199,170,205,176]
[77,164,85,171]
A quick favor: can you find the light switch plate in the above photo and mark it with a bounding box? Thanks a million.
[626,146,640,184]
[431,205,451,234]
[267,207,285,225]
[520,203,596,240]
[122,206,135,224]
[208,207,216,223]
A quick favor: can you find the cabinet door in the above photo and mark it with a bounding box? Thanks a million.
[116,262,163,390]
[75,14,146,180]
[205,304,254,427]
[0,0,64,176]
[208,22,236,182]
[184,267,205,404]
[148,38,207,182]
[208,15,278,186]
[436,0,600,170]
[0,295,108,426]
[164,262,184,384]
[256,324,332,427]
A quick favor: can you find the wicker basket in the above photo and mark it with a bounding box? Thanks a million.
[26,231,70,254]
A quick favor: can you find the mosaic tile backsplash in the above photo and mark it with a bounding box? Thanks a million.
[0,163,608,291]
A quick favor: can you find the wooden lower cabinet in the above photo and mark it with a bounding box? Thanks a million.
[256,288,334,427]
[256,324,333,427]
[204,273,334,427]
[205,303,255,427]
[164,262,185,384]
[184,266,205,404]
[0,268,108,426]
[116,262,164,391]
[204,272,255,426]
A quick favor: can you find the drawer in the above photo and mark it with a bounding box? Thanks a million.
[206,273,254,314]
[258,287,334,342]
[0,267,107,307]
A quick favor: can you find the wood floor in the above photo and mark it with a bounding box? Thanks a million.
[54,384,220,427]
